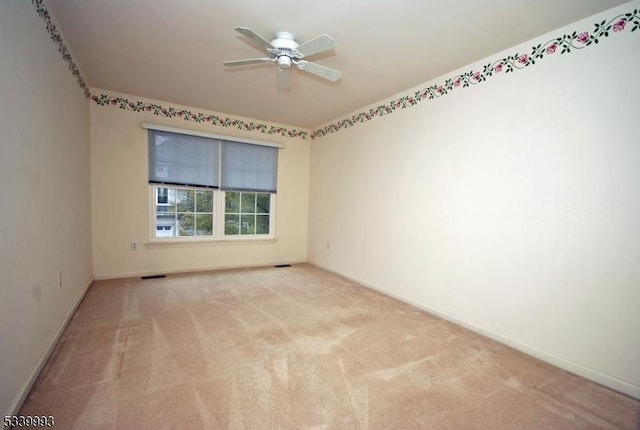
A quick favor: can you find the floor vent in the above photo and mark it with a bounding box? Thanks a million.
[274,264,291,268]
[141,274,167,279]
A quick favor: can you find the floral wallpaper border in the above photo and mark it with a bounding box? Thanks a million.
[91,94,310,139]
[311,8,639,139]
[32,0,90,98]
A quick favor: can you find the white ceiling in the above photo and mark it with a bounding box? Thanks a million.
[47,0,628,129]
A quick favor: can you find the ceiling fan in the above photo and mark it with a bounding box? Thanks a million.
[223,27,342,90]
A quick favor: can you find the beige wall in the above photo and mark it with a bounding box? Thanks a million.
[308,3,640,398]
[90,91,310,279]
[0,1,93,417]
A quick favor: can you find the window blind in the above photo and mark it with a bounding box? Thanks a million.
[148,128,278,192]
[148,130,220,188]
[221,141,278,193]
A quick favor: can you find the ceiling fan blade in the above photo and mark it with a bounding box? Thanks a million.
[224,58,274,67]
[296,34,336,58]
[234,27,274,53]
[295,60,342,82]
[277,68,291,92]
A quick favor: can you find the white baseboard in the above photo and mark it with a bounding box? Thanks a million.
[5,278,94,422]
[93,260,307,281]
[309,262,640,400]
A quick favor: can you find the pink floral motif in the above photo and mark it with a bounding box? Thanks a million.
[518,54,529,64]
[546,43,557,54]
[472,72,481,81]
[577,32,590,43]
[436,87,443,95]
[494,63,503,73]
[453,78,461,87]
[613,20,626,32]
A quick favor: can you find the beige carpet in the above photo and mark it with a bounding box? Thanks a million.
[20,264,639,429]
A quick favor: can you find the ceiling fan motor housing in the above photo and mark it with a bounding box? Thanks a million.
[271,32,299,50]
[271,32,300,69]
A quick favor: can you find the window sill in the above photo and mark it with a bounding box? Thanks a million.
[145,237,278,249]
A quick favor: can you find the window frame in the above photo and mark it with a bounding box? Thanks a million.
[149,185,277,243]
[221,190,276,238]
[148,185,215,242]
[145,123,281,244]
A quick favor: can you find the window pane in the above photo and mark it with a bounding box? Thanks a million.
[256,193,270,214]
[177,213,194,236]
[157,187,169,204]
[256,215,270,234]
[157,188,176,214]
[196,190,213,212]
[167,188,176,206]
[195,213,213,236]
[225,214,240,235]
[156,205,174,214]
[240,214,256,234]
[241,192,256,213]
[156,226,173,237]
[225,192,240,213]
[176,189,195,212]
[156,214,176,237]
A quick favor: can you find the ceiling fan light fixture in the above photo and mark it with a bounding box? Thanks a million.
[277,56,292,70]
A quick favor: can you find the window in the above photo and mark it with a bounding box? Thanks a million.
[154,187,214,238]
[224,191,271,235]
[147,126,279,241]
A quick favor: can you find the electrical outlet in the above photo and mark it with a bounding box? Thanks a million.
[130,241,138,251]
[57,271,63,288]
